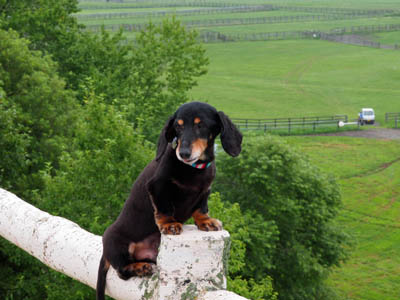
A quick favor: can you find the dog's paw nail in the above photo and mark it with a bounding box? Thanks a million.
[160,222,182,235]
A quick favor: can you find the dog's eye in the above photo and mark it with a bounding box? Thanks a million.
[175,123,184,130]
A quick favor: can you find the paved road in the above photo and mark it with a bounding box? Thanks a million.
[317,128,400,140]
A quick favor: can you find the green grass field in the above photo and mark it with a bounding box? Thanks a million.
[78,1,400,299]
[191,41,400,123]
[286,136,400,300]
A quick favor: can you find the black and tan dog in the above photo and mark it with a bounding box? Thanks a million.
[96,102,242,300]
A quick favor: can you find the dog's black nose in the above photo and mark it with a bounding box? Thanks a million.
[179,147,191,160]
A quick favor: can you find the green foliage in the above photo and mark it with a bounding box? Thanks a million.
[229,276,278,300]
[214,135,349,300]
[129,18,209,141]
[0,0,82,68]
[0,28,77,200]
[0,28,79,300]
[208,193,278,300]
[38,82,153,234]
[1,83,154,299]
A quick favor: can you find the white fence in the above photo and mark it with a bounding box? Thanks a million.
[0,188,247,300]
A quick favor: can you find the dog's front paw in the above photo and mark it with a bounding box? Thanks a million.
[195,218,222,232]
[160,222,183,235]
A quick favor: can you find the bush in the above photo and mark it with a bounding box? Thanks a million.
[208,193,278,300]
[214,135,348,300]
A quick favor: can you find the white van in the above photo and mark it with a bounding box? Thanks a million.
[358,108,375,125]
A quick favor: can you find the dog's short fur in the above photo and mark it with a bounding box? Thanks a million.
[96,102,242,300]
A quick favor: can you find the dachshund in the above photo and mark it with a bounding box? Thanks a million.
[96,101,242,300]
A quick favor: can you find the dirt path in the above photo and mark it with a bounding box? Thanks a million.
[316,128,400,140]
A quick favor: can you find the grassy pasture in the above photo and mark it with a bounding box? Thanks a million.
[286,136,400,300]
[77,1,400,299]
[190,41,400,123]
[203,17,400,35]
[364,31,400,45]
[78,10,317,26]
[78,0,400,10]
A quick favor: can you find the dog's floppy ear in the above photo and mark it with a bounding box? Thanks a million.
[217,111,242,157]
[156,115,176,161]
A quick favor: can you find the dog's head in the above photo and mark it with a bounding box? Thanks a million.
[156,102,242,163]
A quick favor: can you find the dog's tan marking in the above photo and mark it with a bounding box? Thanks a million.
[192,209,222,231]
[155,213,182,235]
[177,119,184,126]
[194,117,201,124]
[104,259,110,271]
[192,138,208,156]
[128,242,136,256]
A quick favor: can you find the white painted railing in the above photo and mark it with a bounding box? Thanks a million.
[0,188,247,300]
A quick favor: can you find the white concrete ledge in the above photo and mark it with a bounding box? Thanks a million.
[0,188,247,299]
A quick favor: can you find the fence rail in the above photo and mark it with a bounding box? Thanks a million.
[76,5,274,20]
[198,23,400,44]
[85,11,391,33]
[232,115,348,133]
[385,112,400,121]
[385,112,400,128]
[76,4,396,19]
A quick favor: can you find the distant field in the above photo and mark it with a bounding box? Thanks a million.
[78,0,400,11]
[365,31,400,44]
[190,40,400,123]
[78,10,316,26]
[203,17,400,35]
[286,136,400,300]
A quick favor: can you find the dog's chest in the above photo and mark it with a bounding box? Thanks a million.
[171,177,207,193]
[170,176,211,220]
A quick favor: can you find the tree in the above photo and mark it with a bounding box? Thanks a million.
[2,2,209,142]
[38,82,153,234]
[214,135,348,300]
[0,0,81,66]
[127,18,209,141]
[31,85,154,299]
[0,28,79,300]
[0,28,77,200]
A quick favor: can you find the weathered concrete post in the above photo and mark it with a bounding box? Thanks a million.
[156,225,230,299]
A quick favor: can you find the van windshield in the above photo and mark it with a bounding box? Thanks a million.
[363,111,374,116]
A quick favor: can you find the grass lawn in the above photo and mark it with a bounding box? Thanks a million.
[285,135,400,300]
[190,40,400,123]
[364,31,400,45]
